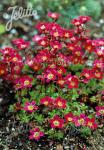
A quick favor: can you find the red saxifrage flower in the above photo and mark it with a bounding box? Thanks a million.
[29,128,44,141]
[49,115,64,129]
[14,76,33,89]
[85,118,98,129]
[54,97,67,109]
[64,113,74,123]
[23,101,38,113]
[40,96,53,106]
[95,106,104,116]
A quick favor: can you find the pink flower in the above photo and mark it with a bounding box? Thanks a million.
[49,115,64,129]
[29,127,44,140]
[93,60,104,69]
[23,101,38,113]
[12,38,30,50]
[47,12,60,20]
[74,114,86,126]
[32,35,42,42]
[95,106,104,116]
[14,75,33,89]
[44,69,56,82]
[79,16,91,24]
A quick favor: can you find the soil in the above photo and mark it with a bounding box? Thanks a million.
[0,105,104,150]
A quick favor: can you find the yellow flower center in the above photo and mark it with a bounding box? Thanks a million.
[78,119,84,124]
[70,81,75,86]
[13,57,18,62]
[47,73,54,79]
[68,117,72,121]
[58,69,62,74]
[28,105,34,110]
[53,120,60,126]
[65,33,69,37]
[76,51,81,56]
[85,73,90,78]
[87,46,91,51]
[58,80,64,85]
[54,32,59,37]
[58,101,63,107]
[0,69,4,74]
[97,63,101,68]
[33,132,39,138]
[99,110,104,114]
[54,45,58,49]
[69,46,74,50]
[44,101,48,106]
[42,56,47,61]
[41,41,46,45]
[40,25,45,29]
[24,80,30,86]
[14,66,20,71]
[88,122,92,127]
[95,72,100,77]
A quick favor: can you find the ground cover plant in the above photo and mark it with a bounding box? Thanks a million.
[0,13,104,149]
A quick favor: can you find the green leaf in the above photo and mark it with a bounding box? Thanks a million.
[34,114,44,124]
[81,127,91,137]
[0,24,6,34]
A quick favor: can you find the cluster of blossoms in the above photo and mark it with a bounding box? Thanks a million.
[23,101,38,113]
[0,14,104,89]
[28,112,98,141]
[0,12,104,141]
[40,96,67,109]
[50,114,98,130]
[20,96,99,140]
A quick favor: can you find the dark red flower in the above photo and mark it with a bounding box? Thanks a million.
[54,97,67,109]
[85,118,98,129]
[57,66,66,77]
[66,75,79,89]
[81,68,93,80]
[14,76,33,89]
[57,78,65,88]
[64,113,74,123]
[49,115,64,129]
[40,96,53,106]
[50,41,62,50]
